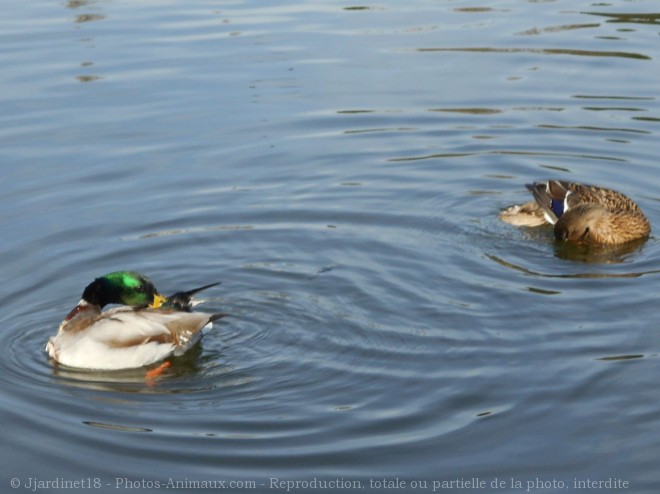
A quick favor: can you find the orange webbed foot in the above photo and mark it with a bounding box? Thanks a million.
[145,361,171,383]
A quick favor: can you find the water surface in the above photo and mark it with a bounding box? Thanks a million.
[1,1,660,493]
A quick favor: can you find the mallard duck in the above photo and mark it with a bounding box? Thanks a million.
[45,271,224,370]
[500,180,651,244]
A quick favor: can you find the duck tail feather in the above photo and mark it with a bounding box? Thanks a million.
[209,313,228,324]
[163,282,222,311]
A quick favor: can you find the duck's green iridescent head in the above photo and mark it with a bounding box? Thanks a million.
[81,271,165,308]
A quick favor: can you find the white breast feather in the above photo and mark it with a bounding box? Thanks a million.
[47,307,213,370]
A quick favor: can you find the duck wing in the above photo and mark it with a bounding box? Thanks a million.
[525,180,638,224]
[49,306,224,370]
[98,307,224,354]
[525,180,573,224]
[563,182,642,212]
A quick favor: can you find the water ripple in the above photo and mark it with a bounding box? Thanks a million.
[3,0,660,486]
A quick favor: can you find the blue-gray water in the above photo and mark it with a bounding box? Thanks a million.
[1,1,660,493]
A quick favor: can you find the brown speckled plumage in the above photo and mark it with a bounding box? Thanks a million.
[500,180,650,245]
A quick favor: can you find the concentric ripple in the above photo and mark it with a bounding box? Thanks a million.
[2,0,660,490]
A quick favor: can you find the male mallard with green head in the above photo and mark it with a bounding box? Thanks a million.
[45,271,224,370]
[500,180,650,245]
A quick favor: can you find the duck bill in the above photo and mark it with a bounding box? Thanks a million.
[151,293,167,309]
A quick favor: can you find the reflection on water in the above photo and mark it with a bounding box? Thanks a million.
[586,12,660,25]
[48,344,214,393]
[552,238,650,264]
[67,0,94,8]
[416,47,651,60]
[389,149,629,163]
[83,421,153,432]
[516,23,601,36]
[597,354,644,361]
[74,14,104,23]
[486,253,660,277]
[67,0,105,82]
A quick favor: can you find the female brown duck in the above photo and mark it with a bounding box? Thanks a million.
[500,180,651,245]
